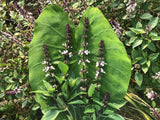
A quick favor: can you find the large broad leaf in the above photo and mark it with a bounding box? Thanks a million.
[29,4,131,118]
[29,4,75,90]
[29,4,75,112]
[75,7,131,101]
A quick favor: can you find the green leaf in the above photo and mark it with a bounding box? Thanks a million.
[69,92,87,101]
[29,4,75,91]
[32,104,40,111]
[148,17,159,29]
[151,101,156,108]
[107,100,127,110]
[0,63,6,67]
[139,58,147,65]
[58,61,69,74]
[13,70,17,78]
[104,113,125,120]
[76,7,131,103]
[0,21,3,31]
[151,63,160,73]
[129,28,146,34]
[135,72,143,87]
[140,13,153,20]
[93,113,96,120]
[22,100,28,108]
[56,96,65,107]
[146,60,151,67]
[84,108,95,114]
[147,42,156,52]
[141,40,150,50]
[31,90,51,97]
[93,99,104,107]
[88,84,95,97]
[54,75,64,85]
[149,53,159,61]
[43,80,53,91]
[125,31,135,37]
[29,4,75,111]
[61,81,69,99]
[103,108,115,115]
[68,100,85,104]
[151,36,160,41]
[136,22,142,28]
[103,100,127,116]
[0,93,4,98]
[129,36,137,45]
[42,110,60,120]
[132,39,143,48]
[154,7,160,11]
[149,31,158,37]
[142,64,148,74]
[68,78,77,87]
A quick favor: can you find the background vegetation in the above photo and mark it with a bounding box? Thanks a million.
[0,0,160,119]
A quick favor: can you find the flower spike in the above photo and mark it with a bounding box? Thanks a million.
[42,44,55,78]
[95,40,107,88]
[78,17,90,90]
[59,24,73,64]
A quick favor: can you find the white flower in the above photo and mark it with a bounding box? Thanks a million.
[82,42,88,46]
[43,66,50,72]
[51,73,54,77]
[69,52,72,58]
[85,59,90,63]
[96,62,99,67]
[78,60,81,64]
[100,61,107,67]
[14,87,21,94]
[111,20,122,37]
[100,68,106,74]
[80,69,88,74]
[81,78,87,82]
[150,107,160,119]
[59,50,62,53]
[50,66,55,70]
[78,59,90,65]
[45,73,50,77]
[78,60,88,65]
[78,50,83,55]
[82,61,85,66]
[126,1,137,13]
[28,12,32,15]
[146,91,153,100]
[61,50,68,55]
[146,90,158,101]
[42,61,47,65]
[80,87,86,91]
[95,70,99,78]
[78,50,90,55]
[152,71,160,80]
[53,84,57,88]
[62,43,67,47]
[84,50,90,55]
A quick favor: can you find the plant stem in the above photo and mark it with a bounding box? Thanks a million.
[66,107,74,120]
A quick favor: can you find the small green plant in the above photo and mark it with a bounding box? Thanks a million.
[125,14,159,87]
[29,4,131,120]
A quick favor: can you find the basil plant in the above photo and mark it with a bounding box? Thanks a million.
[29,4,131,120]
